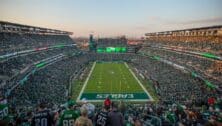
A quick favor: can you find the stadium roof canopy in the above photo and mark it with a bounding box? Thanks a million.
[145,25,222,36]
[0,21,73,35]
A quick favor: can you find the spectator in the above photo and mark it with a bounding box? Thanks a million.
[108,102,124,126]
[74,106,93,126]
[118,100,126,116]
[104,96,111,109]
[58,102,79,126]
[95,105,109,126]
[81,98,95,120]
[31,102,54,126]
[134,119,142,126]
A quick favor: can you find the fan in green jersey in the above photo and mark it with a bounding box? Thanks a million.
[0,103,8,120]
[58,101,80,126]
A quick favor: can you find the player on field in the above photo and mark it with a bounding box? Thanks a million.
[31,102,54,126]
[58,101,80,126]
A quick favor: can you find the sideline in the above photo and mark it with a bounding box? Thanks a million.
[124,62,154,101]
[76,62,96,102]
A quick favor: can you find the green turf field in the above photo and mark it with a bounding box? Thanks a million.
[77,62,153,102]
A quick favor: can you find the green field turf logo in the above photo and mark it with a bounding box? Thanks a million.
[80,93,149,100]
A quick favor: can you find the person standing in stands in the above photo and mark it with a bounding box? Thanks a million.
[104,96,111,109]
[74,106,93,126]
[31,102,54,126]
[95,105,109,126]
[81,98,95,121]
[118,100,126,116]
[107,101,124,126]
[58,102,79,126]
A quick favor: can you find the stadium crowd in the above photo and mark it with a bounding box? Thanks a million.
[0,47,76,78]
[0,31,221,125]
[1,96,222,126]
[139,47,222,85]
[0,32,74,55]
[1,51,221,125]
[7,55,89,107]
[144,36,222,56]
[130,54,218,102]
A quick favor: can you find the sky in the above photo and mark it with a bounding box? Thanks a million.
[0,0,222,38]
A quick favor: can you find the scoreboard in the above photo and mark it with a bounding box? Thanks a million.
[97,47,127,53]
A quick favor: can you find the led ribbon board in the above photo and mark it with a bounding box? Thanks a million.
[97,47,127,53]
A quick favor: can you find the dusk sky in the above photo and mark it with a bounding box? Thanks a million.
[0,0,222,38]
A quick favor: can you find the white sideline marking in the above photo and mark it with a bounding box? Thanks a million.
[76,62,96,102]
[124,62,154,101]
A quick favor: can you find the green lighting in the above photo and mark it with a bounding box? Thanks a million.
[53,44,65,48]
[153,56,160,61]
[116,47,121,52]
[36,62,46,68]
[204,80,216,89]
[191,72,198,78]
[122,48,126,52]
[97,47,127,53]
[201,53,217,59]
[97,48,105,53]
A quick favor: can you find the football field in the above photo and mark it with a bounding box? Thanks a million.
[77,62,153,102]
